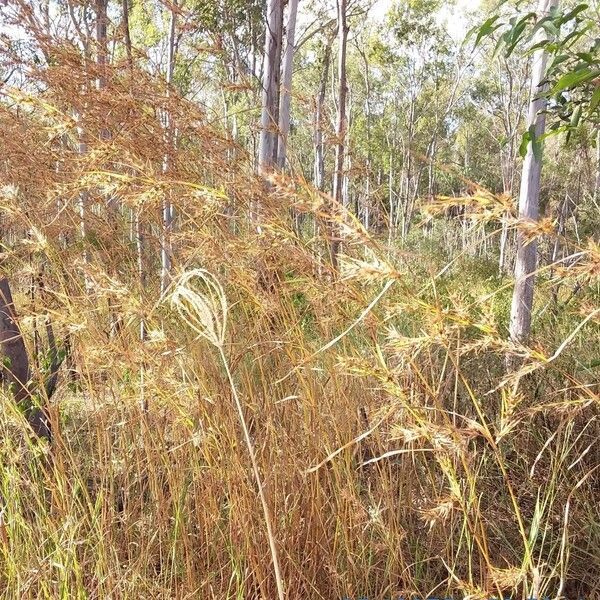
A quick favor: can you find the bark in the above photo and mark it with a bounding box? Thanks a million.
[499,217,509,273]
[66,3,90,283]
[359,47,371,229]
[124,3,144,287]
[122,0,133,68]
[258,0,284,176]
[508,0,559,345]
[95,0,122,336]
[330,0,348,267]
[0,276,50,439]
[96,0,108,92]
[161,2,178,294]
[121,0,146,343]
[75,112,91,280]
[276,0,299,170]
[400,94,417,239]
[342,85,352,210]
[388,157,394,247]
[96,0,111,155]
[314,37,333,191]
[35,270,61,401]
[497,58,527,274]
[595,127,600,202]
[424,140,436,237]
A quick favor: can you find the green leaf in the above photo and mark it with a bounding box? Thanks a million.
[530,15,551,38]
[505,13,535,56]
[566,105,582,143]
[542,20,560,38]
[519,125,545,160]
[560,25,590,49]
[550,54,570,69]
[526,39,551,55]
[519,130,531,158]
[530,125,542,161]
[493,30,512,60]
[473,15,502,49]
[538,125,569,142]
[589,86,600,114]
[570,104,582,128]
[550,68,599,94]
[576,52,595,64]
[559,4,589,25]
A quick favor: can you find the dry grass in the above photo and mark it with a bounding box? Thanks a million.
[0,38,598,600]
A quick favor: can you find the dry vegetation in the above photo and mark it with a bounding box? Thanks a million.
[0,38,599,600]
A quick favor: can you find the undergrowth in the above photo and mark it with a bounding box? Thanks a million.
[0,42,598,600]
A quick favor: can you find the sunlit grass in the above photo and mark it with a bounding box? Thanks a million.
[0,56,598,599]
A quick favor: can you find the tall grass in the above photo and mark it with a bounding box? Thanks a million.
[0,43,598,599]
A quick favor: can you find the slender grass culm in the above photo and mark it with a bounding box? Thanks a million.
[170,269,285,600]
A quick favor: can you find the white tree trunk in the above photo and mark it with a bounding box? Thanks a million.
[276,0,299,170]
[361,48,371,230]
[161,2,177,294]
[342,85,352,209]
[330,0,348,266]
[75,112,89,255]
[508,0,559,344]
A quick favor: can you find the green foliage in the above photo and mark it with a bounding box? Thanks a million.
[129,0,161,48]
[387,0,444,44]
[473,1,600,143]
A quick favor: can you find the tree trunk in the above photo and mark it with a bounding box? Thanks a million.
[276,0,299,170]
[330,0,348,267]
[96,0,122,336]
[508,0,559,345]
[75,112,91,284]
[595,127,600,202]
[258,0,284,176]
[0,276,50,439]
[96,0,108,92]
[314,37,333,191]
[388,159,394,247]
[400,95,416,240]
[122,0,133,68]
[360,47,371,230]
[121,0,146,348]
[499,217,509,273]
[161,1,177,294]
[342,85,352,209]
[96,0,111,151]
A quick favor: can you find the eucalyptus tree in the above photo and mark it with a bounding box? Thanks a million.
[509,0,559,345]
[277,0,300,170]
[330,0,349,265]
[258,0,284,176]
[473,0,599,347]
[314,34,334,192]
[0,276,52,440]
[161,0,178,294]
